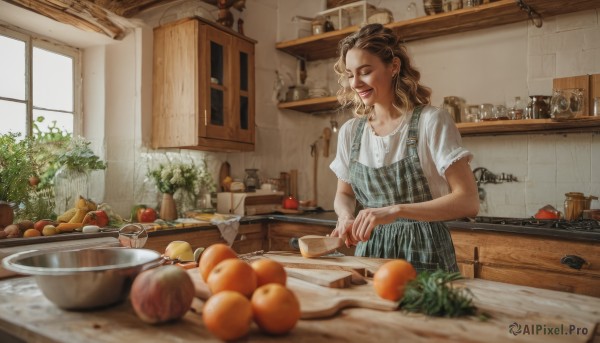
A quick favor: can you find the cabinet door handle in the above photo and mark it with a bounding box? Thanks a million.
[289,237,300,250]
[204,109,207,126]
[560,255,586,270]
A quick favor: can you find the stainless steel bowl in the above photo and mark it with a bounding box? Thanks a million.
[2,247,161,310]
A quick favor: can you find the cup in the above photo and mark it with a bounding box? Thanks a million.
[593,97,600,116]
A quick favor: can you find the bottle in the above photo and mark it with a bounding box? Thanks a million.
[244,169,259,192]
[512,96,524,120]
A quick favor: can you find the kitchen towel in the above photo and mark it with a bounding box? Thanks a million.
[211,214,241,246]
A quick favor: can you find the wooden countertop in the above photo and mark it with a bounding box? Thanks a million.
[0,254,598,342]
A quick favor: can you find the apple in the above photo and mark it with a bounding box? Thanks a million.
[34,219,55,232]
[138,207,157,223]
[164,241,194,262]
[130,265,195,324]
[282,196,299,210]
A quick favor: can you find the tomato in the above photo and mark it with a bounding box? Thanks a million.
[138,207,157,223]
[82,210,110,227]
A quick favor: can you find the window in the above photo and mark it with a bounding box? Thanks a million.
[0,25,81,137]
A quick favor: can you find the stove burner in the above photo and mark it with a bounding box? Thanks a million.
[464,216,600,232]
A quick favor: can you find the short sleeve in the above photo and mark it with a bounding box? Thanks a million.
[423,108,473,177]
[329,118,356,183]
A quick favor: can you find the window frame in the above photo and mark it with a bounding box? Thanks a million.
[0,23,82,136]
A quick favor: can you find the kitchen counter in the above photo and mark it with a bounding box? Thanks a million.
[0,253,598,342]
[265,211,600,243]
[1,212,597,249]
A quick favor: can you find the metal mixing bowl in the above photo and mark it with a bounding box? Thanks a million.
[2,247,162,310]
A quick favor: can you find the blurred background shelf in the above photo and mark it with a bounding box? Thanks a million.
[276,0,600,61]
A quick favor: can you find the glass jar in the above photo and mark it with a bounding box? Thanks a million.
[530,95,551,119]
[244,169,259,192]
[550,88,585,119]
[53,166,89,215]
[479,103,495,121]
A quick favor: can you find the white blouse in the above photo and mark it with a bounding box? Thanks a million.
[329,105,472,199]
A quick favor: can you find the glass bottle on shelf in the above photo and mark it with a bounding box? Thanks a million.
[510,96,524,120]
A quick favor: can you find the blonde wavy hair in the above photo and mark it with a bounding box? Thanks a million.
[334,24,431,117]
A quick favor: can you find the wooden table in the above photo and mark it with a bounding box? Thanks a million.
[0,254,599,342]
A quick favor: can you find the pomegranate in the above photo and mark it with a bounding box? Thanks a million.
[130,265,195,324]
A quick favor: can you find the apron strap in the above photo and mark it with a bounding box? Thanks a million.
[406,105,424,156]
[350,117,367,162]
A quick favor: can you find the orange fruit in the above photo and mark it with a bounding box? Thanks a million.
[251,259,287,287]
[203,290,253,341]
[207,259,257,297]
[373,259,417,301]
[23,228,41,238]
[199,243,237,281]
[251,283,301,335]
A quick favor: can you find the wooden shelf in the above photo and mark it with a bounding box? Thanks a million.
[457,117,600,136]
[277,96,340,113]
[276,0,600,61]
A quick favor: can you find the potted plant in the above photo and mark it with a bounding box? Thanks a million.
[0,133,47,223]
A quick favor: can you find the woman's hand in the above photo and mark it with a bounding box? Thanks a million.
[331,216,358,247]
[352,206,398,242]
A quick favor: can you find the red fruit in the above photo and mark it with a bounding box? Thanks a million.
[282,196,299,210]
[33,219,54,232]
[138,207,157,223]
[82,210,109,227]
[130,265,195,324]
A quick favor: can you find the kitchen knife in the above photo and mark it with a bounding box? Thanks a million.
[297,235,344,258]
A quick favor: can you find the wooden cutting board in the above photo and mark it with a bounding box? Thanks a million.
[218,161,230,192]
[255,251,388,276]
[284,267,352,288]
[186,267,398,319]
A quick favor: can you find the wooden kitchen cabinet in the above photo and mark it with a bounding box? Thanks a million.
[145,223,267,255]
[153,17,256,152]
[450,228,600,297]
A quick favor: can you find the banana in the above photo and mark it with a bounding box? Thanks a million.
[69,209,88,224]
[57,208,78,223]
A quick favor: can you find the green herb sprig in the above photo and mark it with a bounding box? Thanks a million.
[400,270,477,318]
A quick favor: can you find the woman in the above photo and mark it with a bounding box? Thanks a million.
[329,24,479,272]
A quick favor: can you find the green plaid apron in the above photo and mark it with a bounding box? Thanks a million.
[350,106,458,272]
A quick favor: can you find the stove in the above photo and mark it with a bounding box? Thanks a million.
[451,216,600,242]
[464,216,600,232]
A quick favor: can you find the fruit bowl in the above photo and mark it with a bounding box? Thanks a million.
[2,247,162,310]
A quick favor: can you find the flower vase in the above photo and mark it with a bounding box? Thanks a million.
[160,193,177,221]
[53,166,89,215]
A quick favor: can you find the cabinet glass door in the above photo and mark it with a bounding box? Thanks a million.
[233,39,254,143]
[204,26,230,139]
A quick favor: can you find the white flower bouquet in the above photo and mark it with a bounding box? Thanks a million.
[148,162,199,195]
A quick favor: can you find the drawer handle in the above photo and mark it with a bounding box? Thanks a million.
[289,237,300,250]
[560,255,586,270]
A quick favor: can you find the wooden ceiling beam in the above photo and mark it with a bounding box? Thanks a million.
[4,0,126,39]
[89,0,168,18]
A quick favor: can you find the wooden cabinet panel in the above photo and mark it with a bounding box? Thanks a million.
[450,228,600,297]
[479,265,600,297]
[145,223,266,255]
